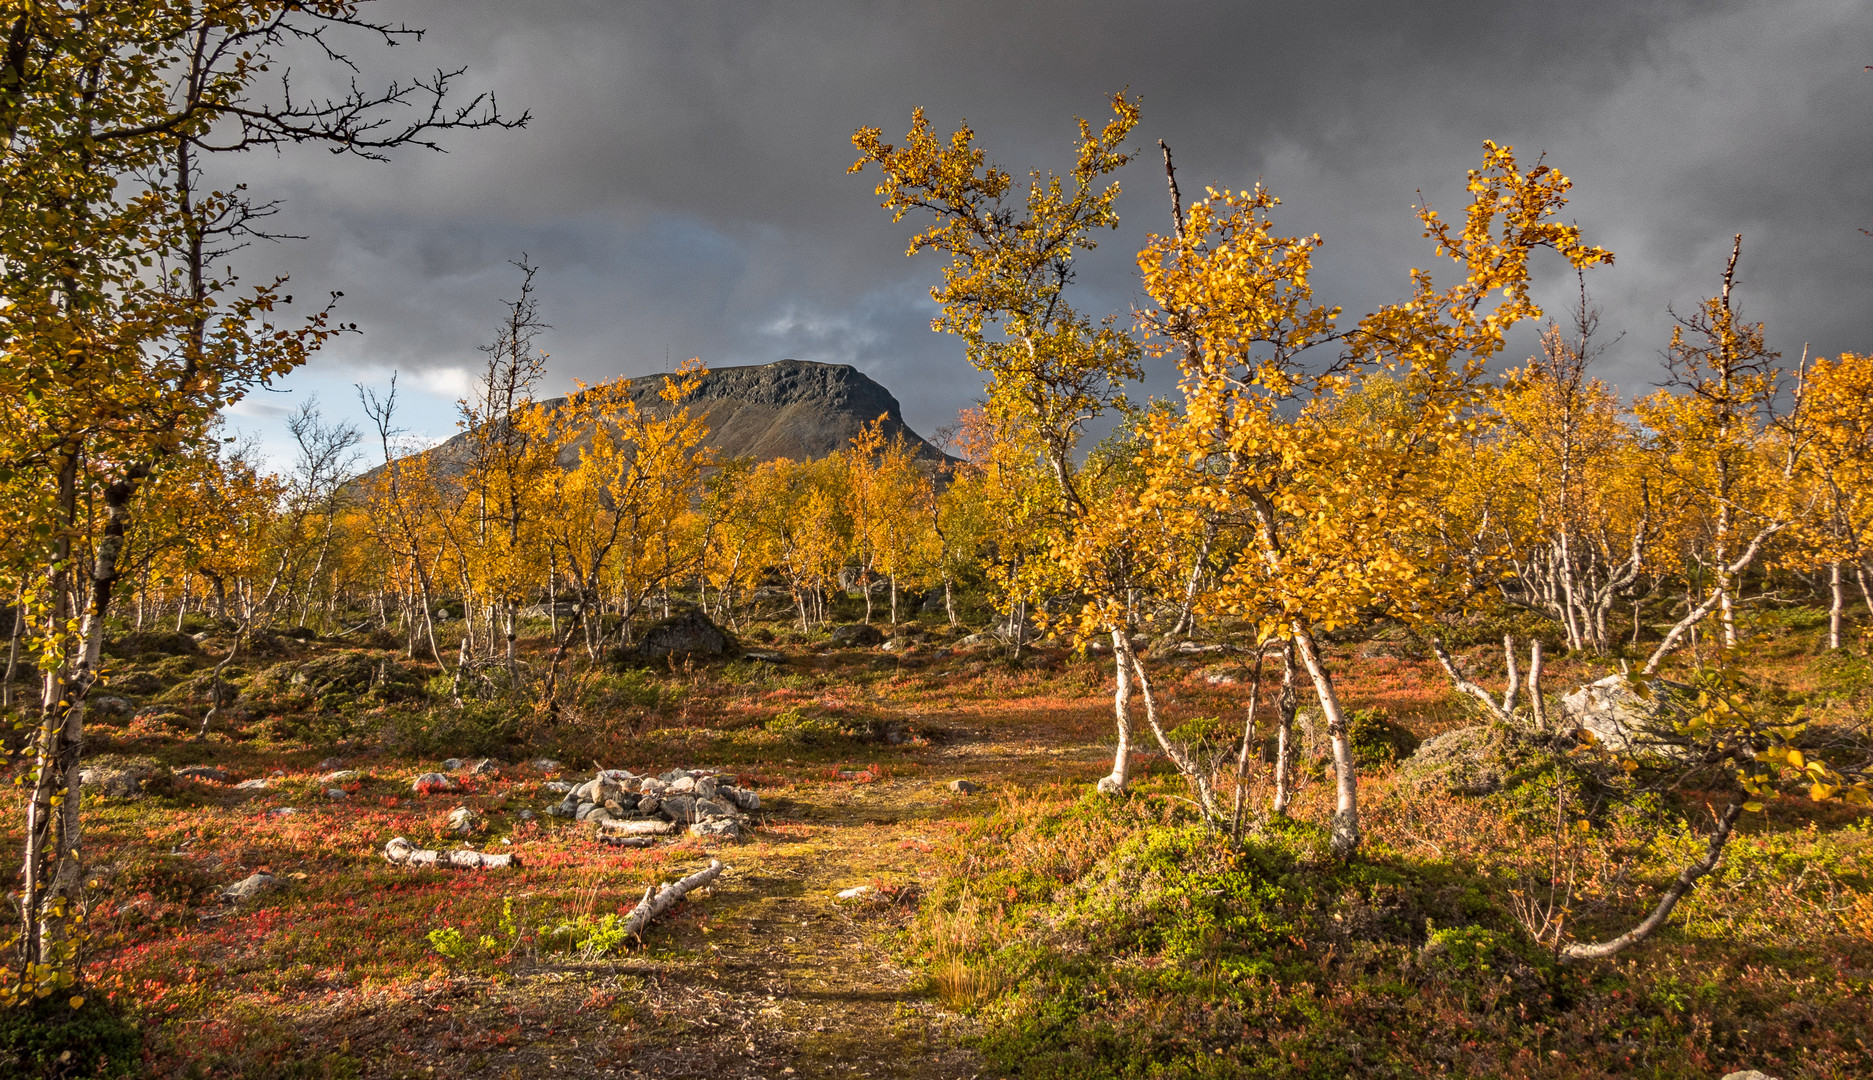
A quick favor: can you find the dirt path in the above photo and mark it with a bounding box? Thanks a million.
[379,722,1114,1080]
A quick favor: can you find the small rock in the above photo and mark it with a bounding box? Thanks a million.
[689,817,746,842]
[88,695,134,718]
[574,801,598,821]
[948,779,981,795]
[660,768,691,783]
[586,807,616,825]
[267,807,297,818]
[319,769,360,783]
[79,764,154,798]
[465,758,501,776]
[175,766,230,784]
[232,778,270,791]
[636,793,662,815]
[530,758,562,772]
[222,872,279,903]
[835,885,877,901]
[412,772,459,795]
[830,623,885,648]
[661,793,698,824]
[317,757,345,771]
[640,777,671,796]
[1720,1073,1782,1080]
[693,797,734,820]
[518,809,536,821]
[441,758,466,772]
[541,780,574,795]
[325,788,348,801]
[445,806,480,836]
[669,775,697,794]
[694,776,719,800]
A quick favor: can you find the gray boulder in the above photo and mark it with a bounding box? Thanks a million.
[1560,674,1686,757]
[176,765,230,784]
[1396,726,1517,796]
[636,609,729,659]
[223,872,278,903]
[690,817,747,842]
[79,763,155,798]
[831,623,885,648]
[412,772,459,794]
[660,793,698,824]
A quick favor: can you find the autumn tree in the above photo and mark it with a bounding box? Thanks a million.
[1133,145,1610,854]
[1633,237,1801,673]
[0,1,517,1000]
[1792,352,1873,648]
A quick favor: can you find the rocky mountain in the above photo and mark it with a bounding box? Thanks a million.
[381,359,953,482]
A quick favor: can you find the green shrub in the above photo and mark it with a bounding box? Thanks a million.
[1348,707,1420,769]
[0,995,141,1078]
[765,705,856,744]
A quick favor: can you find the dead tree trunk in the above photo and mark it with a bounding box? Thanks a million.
[623,859,723,938]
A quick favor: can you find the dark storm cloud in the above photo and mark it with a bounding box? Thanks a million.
[223,0,1873,463]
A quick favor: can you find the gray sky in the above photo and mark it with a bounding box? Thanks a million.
[222,0,1873,471]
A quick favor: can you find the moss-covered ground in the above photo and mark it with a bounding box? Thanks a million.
[7,607,1871,1078]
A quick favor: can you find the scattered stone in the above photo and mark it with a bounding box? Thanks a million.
[1560,674,1691,757]
[175,765,229,784]
[530,757,562,772]
[1395,724,1555,797]
[954,633,991,648]
[79,763,156,798]
[669,775,697,794]
[222,872,278,903]
[232,778,270,792]
[835,885,877,901]
[412,772,459,795]
[88,695,134,718]
[661,793,698,824]
[636,793,663,815]
[319,769,360,784]
[1720,1072,1781,1080]
[541,780,575,795]
[441,758,466,772]
[267,807,297,818]
[689,817,746,842]
[692,797,734,820]
[316,756,345,771]
[574,801,599,821]
[325,788,349,801]
[694,775,718,800]
[830,623,885,648]
[636,608,730,659]
[445,806,481,836]
[948,779,981,795]
[464,758,501,776]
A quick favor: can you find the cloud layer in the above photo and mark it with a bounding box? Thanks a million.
[222,0,1873,466]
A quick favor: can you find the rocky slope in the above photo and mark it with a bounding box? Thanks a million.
[392,359,951,480]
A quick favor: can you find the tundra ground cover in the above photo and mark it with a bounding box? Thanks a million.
[4,606,1868,1078]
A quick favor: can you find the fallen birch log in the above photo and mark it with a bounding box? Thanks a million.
[598,818,677,838]
[623,859,723,937]
[383,836,520,870]
[601,835,656,849]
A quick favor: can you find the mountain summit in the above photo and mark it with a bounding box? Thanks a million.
[404,359,951,480]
